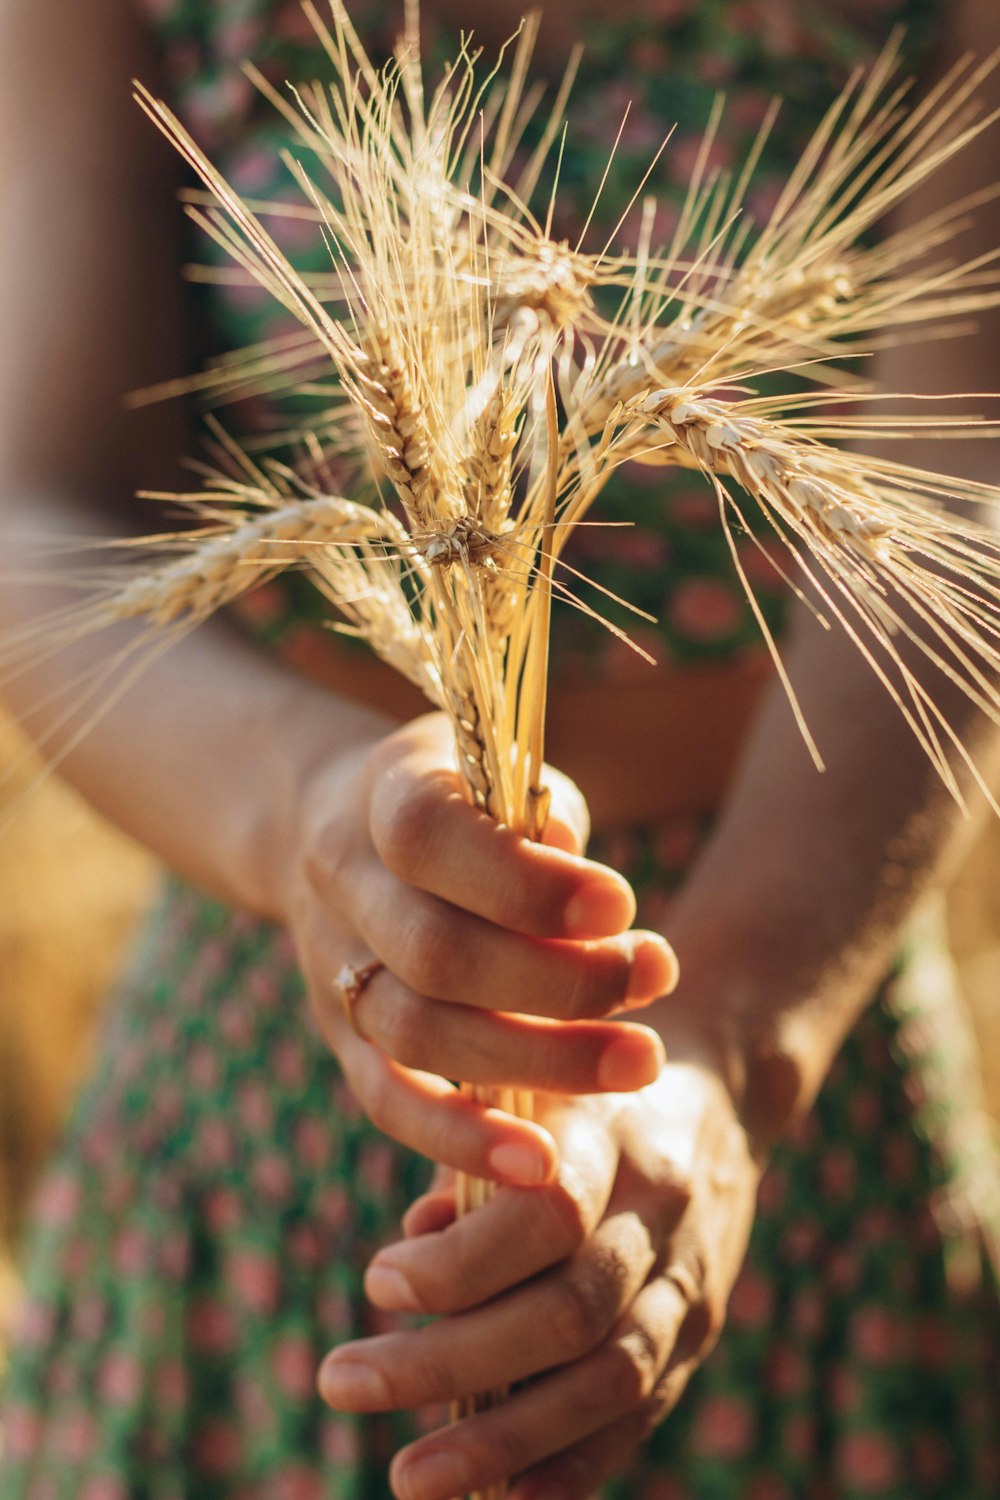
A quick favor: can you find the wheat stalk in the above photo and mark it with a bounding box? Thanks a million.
[13,9,1000,1496]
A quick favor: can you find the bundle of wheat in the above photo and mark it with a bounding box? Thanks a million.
[6,6,1000,1493]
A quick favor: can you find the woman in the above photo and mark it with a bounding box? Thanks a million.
[1,1,999,1497]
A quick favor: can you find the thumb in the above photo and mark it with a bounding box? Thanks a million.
[541,764,591,855]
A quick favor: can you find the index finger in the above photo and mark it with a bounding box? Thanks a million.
[364,1102,619,1314]
[369,739,636,941]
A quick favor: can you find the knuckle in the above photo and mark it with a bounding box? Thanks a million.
[407,1345,458,1403]
[591,1240,633,1300]
[303,811,354,899]
[493,871,550,934]
[605,1327,660,1406]
[423,1108,458,1165]
[377,992,431,1070]
[565,948,630,1019]
[660,1167,694,1225]
[603,1210,657,1284]
[671,1259,722,1362]
[670,1170,694,1216]
[648,1362,691,1425]
[545,1264,617,1357]
[688,1296,724,1358]
[535,1173,590,1255]
[395,906,455,995]
[302,841,328,898]
[413,1220,482,1312]
[650,1370,677,1407]
[644,1161,694,1243]
[463,1421,531,1483]
[370,774,449,880]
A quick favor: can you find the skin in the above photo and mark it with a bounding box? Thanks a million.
[1,0,999,1497]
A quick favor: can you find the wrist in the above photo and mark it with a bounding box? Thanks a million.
[645,895,858,1156]
[237,672,396,924]
[646,986,808,1158]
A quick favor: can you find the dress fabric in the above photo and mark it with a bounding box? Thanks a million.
[6,2,1000,1497]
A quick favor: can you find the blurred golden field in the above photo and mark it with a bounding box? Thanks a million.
[0,709,998,1370]
[948,832,1000,1129]
[0,713,157,1367]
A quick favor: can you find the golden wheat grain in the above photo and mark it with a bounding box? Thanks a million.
[108,497,388,627]
[354,327,450,529]
[465,387,521,529]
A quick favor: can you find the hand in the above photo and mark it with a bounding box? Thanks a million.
[281,711,679,1188]
[317,1060,762,1500]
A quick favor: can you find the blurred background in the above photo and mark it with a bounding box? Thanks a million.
[0,704,998,1376]
[0,710,157,1381]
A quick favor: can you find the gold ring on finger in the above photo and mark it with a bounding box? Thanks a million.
[335,959,385,1038]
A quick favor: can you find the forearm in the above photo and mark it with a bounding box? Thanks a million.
[654,0,1000,1144]
[0,494,394,920]
[656,599,1000,1146]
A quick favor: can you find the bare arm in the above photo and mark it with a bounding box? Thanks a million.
[0,0,361,916]
[0,0,677,1188]
[666,0,1000,1134]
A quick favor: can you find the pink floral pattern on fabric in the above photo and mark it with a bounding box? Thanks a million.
[5,875,999,1499]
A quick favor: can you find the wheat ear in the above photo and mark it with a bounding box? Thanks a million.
[109,497,387,626]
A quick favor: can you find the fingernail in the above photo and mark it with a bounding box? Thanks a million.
[564,877,634,937]
[626,934,679,1001]
[365,1262,421,1311]
[598,1032,665,1091]
[319,1358,391,1409]
[488,1141,549,1186]
[395,1450,472,1500]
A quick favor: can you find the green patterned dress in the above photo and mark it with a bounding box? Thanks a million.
[5,3,1000,1497]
